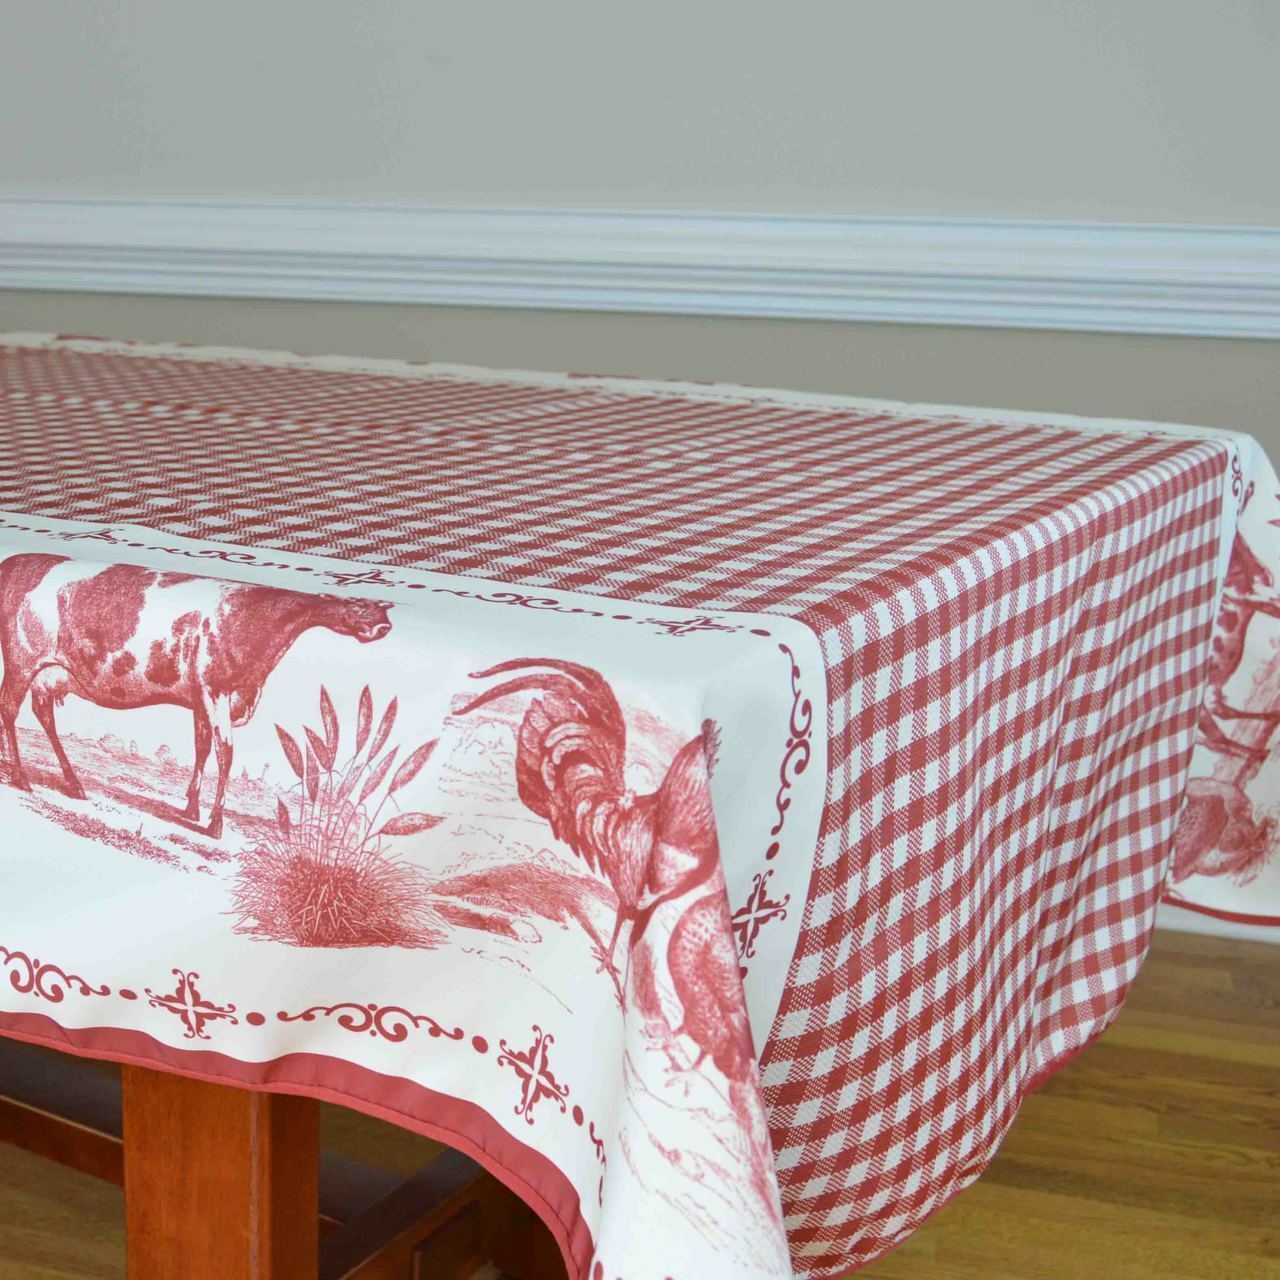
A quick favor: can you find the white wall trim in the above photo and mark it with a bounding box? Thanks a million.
[2,198,1279,339]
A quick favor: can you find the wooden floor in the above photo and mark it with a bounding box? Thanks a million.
[0,930,1274,1279]
[858,930,1280,1280]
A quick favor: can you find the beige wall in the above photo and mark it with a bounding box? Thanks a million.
[2,1,1278,224]
[3,4,1277,455]
[3,289,1278,457]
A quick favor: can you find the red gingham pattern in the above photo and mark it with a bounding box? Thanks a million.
[0,337,1229,1275]
[766,454,1221,1271]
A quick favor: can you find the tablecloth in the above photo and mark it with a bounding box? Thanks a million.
[0,332,1274,1279]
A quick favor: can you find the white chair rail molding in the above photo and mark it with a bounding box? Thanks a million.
[2,198,1279,340]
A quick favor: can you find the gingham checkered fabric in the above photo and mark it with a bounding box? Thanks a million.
[0,336,1234,1275]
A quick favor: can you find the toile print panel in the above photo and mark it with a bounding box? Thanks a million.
[1166,437,1280,930]
[3,333,1280,1280]
[0,511,826,1280]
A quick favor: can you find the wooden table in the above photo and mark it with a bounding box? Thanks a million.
[0,1039,566,1279]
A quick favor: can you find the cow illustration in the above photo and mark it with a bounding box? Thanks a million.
[0,555,392,838]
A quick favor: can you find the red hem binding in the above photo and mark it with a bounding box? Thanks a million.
[0,1010,594,1280]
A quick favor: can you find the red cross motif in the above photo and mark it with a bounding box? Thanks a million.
[322,566,399,588]
[145,970,238,1040]
[497,1025,569,1125]
[642,614,739,638]
[731,869,792,962]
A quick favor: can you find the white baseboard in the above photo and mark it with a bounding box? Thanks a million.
[1,198,1278,339]
[1156,900,1277,944]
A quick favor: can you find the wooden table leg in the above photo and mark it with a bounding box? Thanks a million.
[121,1065,319,1280]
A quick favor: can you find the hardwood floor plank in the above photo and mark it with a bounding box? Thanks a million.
[854,929,1280,1278]
[0,1142,123,1279]
[1107,1011,1280,1059]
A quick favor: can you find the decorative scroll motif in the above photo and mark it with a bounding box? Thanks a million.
[731,642,810,971]
[767,643,814,859]
[1229,450,1255,510]
[589,1119,607,1163]
[498,1024,570,1124]
[0,946,111,1002]
[0,938,607,1195]
[432,587,605,617]
[277,1001,464,1043]
[145,970,238,1040]
[0,518,770,643]
[731,871,791,962]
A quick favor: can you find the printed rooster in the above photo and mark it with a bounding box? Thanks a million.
[456,658,720,983]
[460,658,779,1222]
[634,889,782,1224]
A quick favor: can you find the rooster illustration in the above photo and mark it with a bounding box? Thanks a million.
[665,892,754,1079]
[456,658,720,982]
[630,888,780,1224]
[461,658,780,1222]
[1172,776,1276,883]
[673,892,779,1219]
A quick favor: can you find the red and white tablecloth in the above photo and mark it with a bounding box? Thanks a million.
[0,333,1275,1279]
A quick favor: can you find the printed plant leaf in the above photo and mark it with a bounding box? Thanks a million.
[277,799,291,834]
[358,747,399,804]
[335,766,361,807]
[320,686,339,758]
[377,812,446,838]
[389,739,438,795]
[305,726,334,773]
[276,726,304,779]
[305,743,320,802]
[368,697,398,759]
[355,686,373,754]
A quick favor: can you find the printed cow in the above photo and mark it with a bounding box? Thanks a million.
[0,554,392,837]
